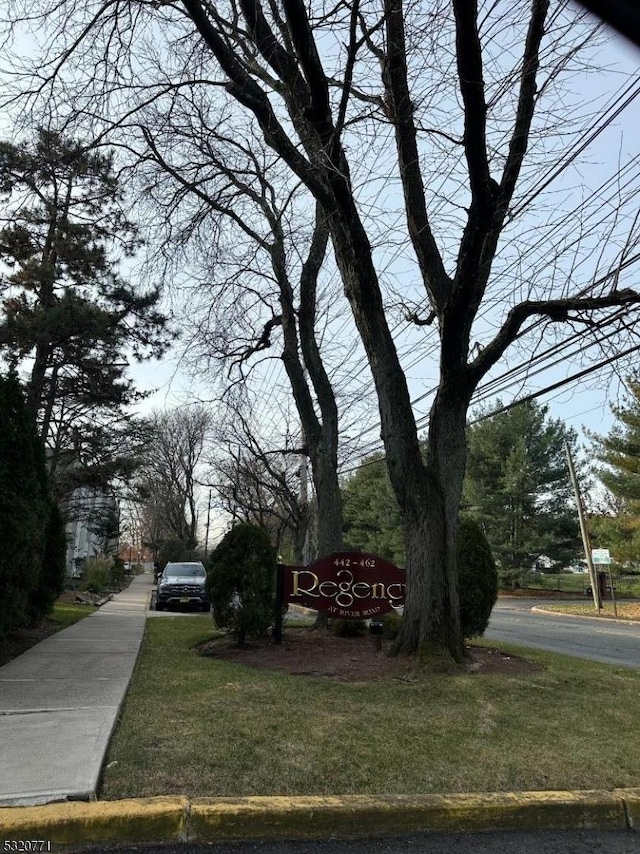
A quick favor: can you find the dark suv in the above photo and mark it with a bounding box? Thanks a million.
[155,561,210,612]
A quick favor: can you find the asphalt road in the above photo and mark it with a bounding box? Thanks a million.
[62,830,639,854]
[485,599,640,668]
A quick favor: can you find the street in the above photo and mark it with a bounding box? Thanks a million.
[486,599,640,669]
[61,829,639,854]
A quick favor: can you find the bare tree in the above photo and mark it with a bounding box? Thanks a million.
[212,400,309,562]
[132,119,347,562]
[5,0,640,665]
[139,406,212,552]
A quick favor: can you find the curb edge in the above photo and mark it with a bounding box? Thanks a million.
[1,790,637,845]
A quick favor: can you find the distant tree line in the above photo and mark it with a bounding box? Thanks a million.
[341,396,638,586]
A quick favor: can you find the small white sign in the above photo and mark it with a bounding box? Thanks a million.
[591,548,611,565]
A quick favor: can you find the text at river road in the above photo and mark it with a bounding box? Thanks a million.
[283,552,406,618]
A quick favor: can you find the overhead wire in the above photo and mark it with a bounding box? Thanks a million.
[231,54,640,462]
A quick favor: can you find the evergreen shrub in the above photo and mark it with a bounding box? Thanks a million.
[207,523,276,646]
[28,502,67,621]
[457,516,499,638]
[0,373,52,638]
[381,609,402,639]
[330,618,368,637]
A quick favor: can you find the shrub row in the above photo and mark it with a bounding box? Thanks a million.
[206,517,498,647]
[0,373,66,639]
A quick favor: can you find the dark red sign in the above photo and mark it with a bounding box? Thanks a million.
[283,551,405,619]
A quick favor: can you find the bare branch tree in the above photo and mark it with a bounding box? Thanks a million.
[138,405,213,551]
[129,111,347,563]
[212,397,309,561]
[4,0,639,665]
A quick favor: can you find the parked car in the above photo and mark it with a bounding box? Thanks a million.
[155,561,210,612]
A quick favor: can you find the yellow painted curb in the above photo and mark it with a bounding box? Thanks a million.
[189,791,626,840]
[617,788,640,829]
[0,797,188,844]
[0,791,632,845]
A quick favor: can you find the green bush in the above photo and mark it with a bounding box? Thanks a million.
[82,557,112,594]
[381,609,402,639]
[330,618,368,637]
[457,516,498,638]
[207,523,277,646]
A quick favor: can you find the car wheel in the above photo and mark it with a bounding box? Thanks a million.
[201,602,211,613]
[155,600,164,611]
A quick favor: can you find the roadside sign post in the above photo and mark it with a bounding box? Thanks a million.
[592,548,618,616]
[274,561,285,645]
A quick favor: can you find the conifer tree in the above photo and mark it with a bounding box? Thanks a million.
[0,372,64,637]
[590,377,640,562]
[0,129,168,491]
[594,378,640,508]
[464,400,581,578]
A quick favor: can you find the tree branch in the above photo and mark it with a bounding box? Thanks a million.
[498,0,550,212]
[180,0,330,205]
[470,288,640,385]
[298,202,336,443]
[382,0,450,313]
[140,125,268,247]
[452,0,492,204]
[280,0,332,133]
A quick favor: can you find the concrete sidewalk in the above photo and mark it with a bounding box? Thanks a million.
[0,572,152,807]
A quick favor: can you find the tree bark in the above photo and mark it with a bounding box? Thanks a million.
[392,386,469,664]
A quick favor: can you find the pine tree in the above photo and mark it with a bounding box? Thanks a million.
[342,453,405,566]
[591,377,640,563]
[463,400,581,578]
[0,129,168,492]
[594,378,640,508]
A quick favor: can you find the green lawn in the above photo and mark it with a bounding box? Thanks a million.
[100,617,640,800]
[51,602,98,628]
[519,572,640,598]
[536,602,640,621]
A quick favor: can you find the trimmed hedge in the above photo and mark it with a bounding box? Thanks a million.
[0,372,65,638]
[457,516,499,638]
[207,523,277,646]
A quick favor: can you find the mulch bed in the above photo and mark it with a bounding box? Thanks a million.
[197,628,543,680]
[0,618,61,668]
[0,584,125,669]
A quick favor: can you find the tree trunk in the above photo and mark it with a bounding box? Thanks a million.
[391,389,468,665]
[310,436,343,559]
[309,434,343,631]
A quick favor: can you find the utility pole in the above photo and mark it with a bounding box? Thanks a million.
[565,441,601,612]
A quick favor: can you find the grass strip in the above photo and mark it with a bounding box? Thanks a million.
[52,602,98,628]
[100,617,640,800]
[536,602,640,621]
[515,573,640,598]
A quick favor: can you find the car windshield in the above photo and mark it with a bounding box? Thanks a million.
[164,564,205,578]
